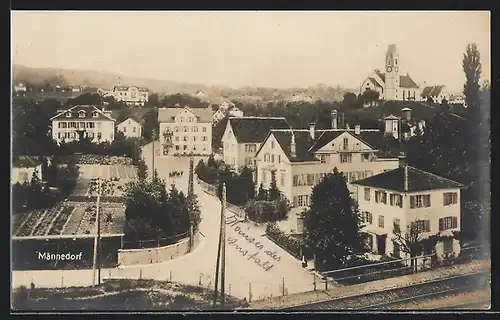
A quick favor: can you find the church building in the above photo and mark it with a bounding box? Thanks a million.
[360,44,421,102]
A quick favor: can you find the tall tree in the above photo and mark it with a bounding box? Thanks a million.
[462,43,482,122]
[302,171,367,271]
[257,183,267,201]
[239,166,256,202]
[268,170,281,201]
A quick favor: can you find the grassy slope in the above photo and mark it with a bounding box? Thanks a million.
[12,279,248,311]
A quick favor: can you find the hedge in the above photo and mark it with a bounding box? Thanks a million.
[265,223,302,259]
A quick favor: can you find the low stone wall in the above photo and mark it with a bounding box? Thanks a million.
[117,232,201,266]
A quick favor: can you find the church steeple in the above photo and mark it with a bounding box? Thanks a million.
[384,44,400,100]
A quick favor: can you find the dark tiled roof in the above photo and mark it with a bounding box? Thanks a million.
[13,156,43,168]
[50,105,115,121]
[113,86,148,92]
[368,78,383,88]
[229,117,291,143]
[308,130,344,153]
[421,85,445,97]
[400,75,419,89]
[373,72,419,89]
[352,131,386,150]
[351,166,464,192]
[272,130,319,163]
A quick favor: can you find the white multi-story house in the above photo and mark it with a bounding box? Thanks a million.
[255,121,400,233]
[351,165,463,261]
[117,117,142,139]
[12,156,43,185]
[50,105,116,144]
[14,83,27,92]
[213,106,244,123]
[449,94,467,107]
[221,117,291,171]
[158,106,213,156]
[98,83,149,106]
[360,44,421,101]
[421,85,450,104]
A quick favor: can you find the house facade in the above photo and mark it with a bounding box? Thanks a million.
[449,94,467,107]
[158,106,213,156]
[221,117,291,171]
[360,44,421,101]
[51,105,116,143]
[99,84,149,106]
[14,83,27,92]
[255,122,400,233]
[117,117,142,139]
[352,165,463,261]
[12,156,43,185]
[421,85,450,104]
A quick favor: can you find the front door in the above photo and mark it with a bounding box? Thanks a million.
[377,235,387,255]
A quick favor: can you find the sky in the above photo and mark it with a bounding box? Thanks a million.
[12,11,490,92]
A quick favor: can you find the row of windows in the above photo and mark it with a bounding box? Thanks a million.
[366,189,403,208]
[244,144,257,153]
[366,189,458,209]
[176,116,196,123]
[174,144,208,151]
[165,126,207,133]
[65,111,100,118]
[292,173,326,187]
[261,170,286,187]
[122,126,137,133]
[58,121,100,129]
[344,170,372,183]
[57,132,110,140]
[224,143,236,152]
[293,194,310,208]
[362,212,458,234]
[263,153,282,164]
[318,153,372,164]
[174,136,209,142]
[245,157,257,166]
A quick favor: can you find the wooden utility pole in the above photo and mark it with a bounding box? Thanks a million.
[152,129,156,179]
[92,179,102,286]
[213,194,224,307]
[220,183,227,306]
[97,180,102,285]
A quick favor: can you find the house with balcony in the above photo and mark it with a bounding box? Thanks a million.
[12,156,43,185]
[158,106,213,156]
[50,105,116,144]
[221,117,291,171]
[254,121,400,234]
[117,117,142,139]
[351,165,463,261]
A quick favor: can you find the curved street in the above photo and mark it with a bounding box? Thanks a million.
[12,141,316,301]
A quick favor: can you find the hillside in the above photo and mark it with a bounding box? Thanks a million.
[12,64,348,103]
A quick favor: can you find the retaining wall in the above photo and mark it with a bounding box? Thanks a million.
[117,232,201,266]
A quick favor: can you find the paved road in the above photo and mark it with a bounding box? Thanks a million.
[13,142,316,301]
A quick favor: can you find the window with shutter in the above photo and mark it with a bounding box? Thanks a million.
[452,216,458,228]
[410,196,416,208]
[439,218,444,231]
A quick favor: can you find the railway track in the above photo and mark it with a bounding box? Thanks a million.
[284,272,490,310]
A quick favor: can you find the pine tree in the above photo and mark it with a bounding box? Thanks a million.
[240,166,256,202]
[268,170,281,201]
[137,158,148,181]
[257,183,267,201]
[302,171,367,271]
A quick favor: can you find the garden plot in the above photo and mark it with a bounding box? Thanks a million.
[62,206,87,235]
[14,210,47,237]
[87,178,130,197]
[72,203,125,236]
[47,206,76,235]
[31,206,64,236]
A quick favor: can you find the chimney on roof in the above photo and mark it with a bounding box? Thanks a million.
[354,124,361,135]
[290,132,296,158]
[346,123,350,130]
[331,110,338,129]
[398,152,409,192]
[309,123,316,139]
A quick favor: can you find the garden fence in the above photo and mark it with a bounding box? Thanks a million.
[121,231,190,250]
[319,244,490,286]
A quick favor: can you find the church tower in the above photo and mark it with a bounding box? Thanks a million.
[384,44,400,100]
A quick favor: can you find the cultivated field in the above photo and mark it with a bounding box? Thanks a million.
[13,202,125,237]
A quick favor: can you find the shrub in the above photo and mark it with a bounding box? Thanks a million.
[265,223,302,259]
[245,198,290,223]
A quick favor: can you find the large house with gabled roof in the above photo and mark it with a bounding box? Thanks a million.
[158,105,213,156]
[50,105,116,144]
[221,117,291,170]
[420,85,450,104]
[255,122,400,233]
[351,164,463,261]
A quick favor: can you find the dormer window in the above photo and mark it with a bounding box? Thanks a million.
[66,112,71,118]
[79,111,86,118]
[92,112,99,118]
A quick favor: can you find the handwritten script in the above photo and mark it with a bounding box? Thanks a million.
[225,214,281,272]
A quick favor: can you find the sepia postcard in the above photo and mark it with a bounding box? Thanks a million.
[11,10,491,312]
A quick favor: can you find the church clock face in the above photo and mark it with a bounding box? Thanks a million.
[386,66,393,73]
